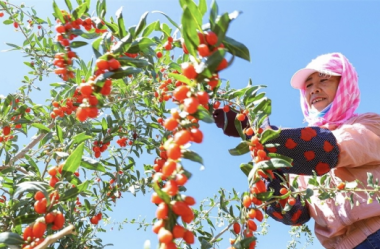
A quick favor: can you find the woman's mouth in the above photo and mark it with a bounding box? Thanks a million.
[311,97,326,105]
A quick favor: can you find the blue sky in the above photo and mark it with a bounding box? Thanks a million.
[1,0,380,248]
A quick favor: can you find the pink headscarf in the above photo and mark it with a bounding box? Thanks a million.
[298,53,360,126]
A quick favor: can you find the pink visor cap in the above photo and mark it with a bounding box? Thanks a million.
[290,53,342,89]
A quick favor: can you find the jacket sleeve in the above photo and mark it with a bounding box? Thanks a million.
[331,113,380,168]
[264,171,311,225]
[264,127,340,176]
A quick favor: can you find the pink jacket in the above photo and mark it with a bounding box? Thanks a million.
[293,113,380,249]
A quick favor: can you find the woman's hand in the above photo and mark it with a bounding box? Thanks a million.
[212,108,249,137]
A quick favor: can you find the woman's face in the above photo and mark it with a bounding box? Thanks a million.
[304,72,341,112]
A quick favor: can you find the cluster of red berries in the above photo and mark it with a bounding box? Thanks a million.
[0,99,34,142]
[95,57,121,73]
[53,50,77,81]
[151,113,205,248]
[153,69,182,103]
[161,36,174,52]
[50,99,76,119]
[47,163,79,188]
[116,137,133,147]
[92,140,111,158]
[180,31,228,89]
[0,125,13,143]
[89,212,103,225]
[22,191,65,248]
[222,104,249,123]
[55,10,105,46]
[52,10,115,123]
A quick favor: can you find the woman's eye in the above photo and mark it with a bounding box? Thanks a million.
[306,83,312,88]
[321,79,328,83]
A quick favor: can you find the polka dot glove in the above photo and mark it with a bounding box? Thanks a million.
[264,171,311,225]
[265,127,339,176]
[213,109,249,137]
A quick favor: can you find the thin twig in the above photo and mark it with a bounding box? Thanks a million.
[34,224,77,249]
[209,222,234,243]
[0,122,54,171]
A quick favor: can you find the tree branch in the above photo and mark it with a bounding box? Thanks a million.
[209,222,234,243]
[34,224,76,249]
[0,122,54,171]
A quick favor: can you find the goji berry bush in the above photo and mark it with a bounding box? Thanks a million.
[0,1,379,249]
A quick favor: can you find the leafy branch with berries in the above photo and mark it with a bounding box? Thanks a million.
[0,1,379,249]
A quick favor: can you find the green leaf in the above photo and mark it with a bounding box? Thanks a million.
[305,188,314,199]
[255,158,293,170]
[3,20,13,25]
[118,56,150,68]
[193,106,214,123]
[97,0,107,18]
[251,97,271,115]
[116,7,127,38]
[198,49,226,78]
[60,180,90,201]
[142,20,159,37]
[199,0,207,16]
[56,123,63,143]
[243,85,266,107]
[64,0,73,12]
[31,123,51,132]
[308,178,319,186]
[52,1,65,23]
[223,35,250,61]
[70,41,88,48]
[72,2,88,20]
[70,132,92,144]
[267,153,293,164]
[182,150,203,164]
[92,36,102,58]
[213,12,230,47]
[14,182,49,199]
[320,174,328,185]
[103,19,119,34]
[229,142,250,156]
[14,214,40,225]
[181,7,200,58]
[135,11,149,37]
[25,155,40,177]
[256,191,274,201]
[62,142,84,178]
[209,0,218,29]
[234,116,245,140]
[101,117,107,131]
[224,88,247,100]
[81,157,106,172]
[159,23,172,37]
[367,172,374,187]
[0,232,24,246]
[167,72,191,85]
[127,37,155,53]
[319,192,331,200]
[239,237,257,249]
[240,162,253,177]
[153,182,171,204]
[152,11,180,30]
[200,238,213,249]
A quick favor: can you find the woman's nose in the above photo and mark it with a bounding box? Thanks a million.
[310,85,320,94]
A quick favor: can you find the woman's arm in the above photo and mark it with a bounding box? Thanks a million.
[264,127,339,176]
